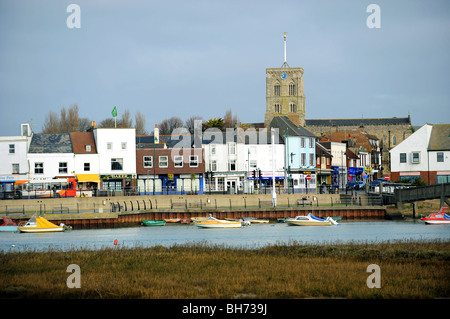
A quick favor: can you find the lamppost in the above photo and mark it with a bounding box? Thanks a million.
[153,135,156,195]
[271,128,277,207]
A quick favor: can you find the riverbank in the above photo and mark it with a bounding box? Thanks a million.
[1,240,449,299]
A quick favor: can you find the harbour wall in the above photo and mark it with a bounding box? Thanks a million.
[1,193,387,229]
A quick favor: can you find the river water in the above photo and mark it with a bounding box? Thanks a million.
[1,220,449,252]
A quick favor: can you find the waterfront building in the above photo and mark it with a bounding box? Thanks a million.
[269,116,317,193]
[390,123,450,185]
[27,132,75,182]
[136,130,205,194]
[70,131,100,193]
[318,141,347,190]
[93,127,136,194]
[202,128,285,194]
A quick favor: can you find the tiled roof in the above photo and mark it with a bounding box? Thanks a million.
[270,116,317,138]
[428,124,450,151]
[70,132,97,154]
[305,117,411,126]
[29,133,73,153]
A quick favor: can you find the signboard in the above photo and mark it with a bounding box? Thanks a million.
[306,175,312,181]
[385,175,390,181]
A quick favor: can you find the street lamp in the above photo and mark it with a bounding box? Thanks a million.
[271,128,276,207]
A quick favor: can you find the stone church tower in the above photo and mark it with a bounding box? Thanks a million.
[264,33,306,127]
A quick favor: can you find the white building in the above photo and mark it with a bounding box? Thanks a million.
[0,124,32,183]
[390,124,450,184]
[202,128,285,194]
[70,132,100,192]
[27,132,75,181]
[94,127,136,193]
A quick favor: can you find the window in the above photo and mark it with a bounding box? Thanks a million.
[12,163,19,174]
[211,160,217,171]
[250,160,257,170]
[289,83,295,95]
[274,84,280,96]
[59,162,68,174]
[189,155,198,167]
[9,144,15,154]
[210,145,216,155]
[437,152,444,163]
[35,162,44,174]
[174,156,183,168]
[400,153,407,163]
[84,163,90,171]
[85,145,91,152]
[121,142,127,150]
[274,103,280,113]
[111,158,123,170]
[159,156,168,168]
[107,142,112,150]
[229,159,236,171]
[228,143,236,155]
[143,156,152,168]
[392,136,397,146]
[412,152,420,164]
[310,138,314,148]
[301,138,305,148]
[310,154,314,166]
[289,103,296,113]
[301,153,306,166]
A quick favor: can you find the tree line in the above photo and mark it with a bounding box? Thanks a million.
[41,104,240,136]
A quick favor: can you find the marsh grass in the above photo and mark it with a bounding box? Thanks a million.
[1,240,449,299]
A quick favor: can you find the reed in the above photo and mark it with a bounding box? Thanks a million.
[1,240,449,299]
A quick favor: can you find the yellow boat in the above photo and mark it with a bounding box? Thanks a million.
[18,216,65,233]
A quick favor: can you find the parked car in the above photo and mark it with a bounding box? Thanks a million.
[355,181,366,190]
[346,181,357,189]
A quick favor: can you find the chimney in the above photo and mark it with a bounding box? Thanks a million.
[154,124,159,144]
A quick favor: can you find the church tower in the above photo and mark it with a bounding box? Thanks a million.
[264,33,306,127]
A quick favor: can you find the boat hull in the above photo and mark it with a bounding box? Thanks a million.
[0,226,19,232]
[286,220,331,226]
[142,220,166,226]
[196,222,242,228]
[421,219,450,225]
[19,227,64,233]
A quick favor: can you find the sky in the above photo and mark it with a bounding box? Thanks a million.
[0,0,449,136]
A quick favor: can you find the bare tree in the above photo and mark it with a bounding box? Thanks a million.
[135,111,147,135]
[42,111,60,134]
[184,116,203,134]
[98,118,116,128]
[120,109,133,128]
[67,104,80,132]
[159,116,183,135]
[224,109,239,128]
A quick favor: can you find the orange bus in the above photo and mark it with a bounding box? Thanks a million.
[16,178,77,199]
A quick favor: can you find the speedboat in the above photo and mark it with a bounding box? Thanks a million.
[0,217,19,232]
[421,207,450,225]
[196,215,242,228]
[285,213,339,226]
[18,216,65,233]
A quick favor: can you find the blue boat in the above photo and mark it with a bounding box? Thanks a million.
[0,217,19,232]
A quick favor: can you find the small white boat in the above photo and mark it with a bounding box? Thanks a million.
[196,215,242,228]
[243,217,269,224]
[18,216,65,233]
[285,213,339,226]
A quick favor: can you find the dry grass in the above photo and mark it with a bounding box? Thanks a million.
[1,240,449,299]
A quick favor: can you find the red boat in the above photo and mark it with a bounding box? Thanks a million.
[421,207,450,225]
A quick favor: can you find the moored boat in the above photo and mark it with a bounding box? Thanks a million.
[18,216,65,233]
[196,215,242,228]
[243,217,269,224]
[0,217,19,232]
[164,218,181,223]
[142,220,166,226]
[421,207,450,225]
[285,213,339,226]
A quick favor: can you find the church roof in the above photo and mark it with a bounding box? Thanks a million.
[305,117,411,127]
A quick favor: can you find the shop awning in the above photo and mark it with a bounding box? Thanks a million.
[77,174,100,183]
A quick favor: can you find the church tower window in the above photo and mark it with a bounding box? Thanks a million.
[289,83,295,95]
[274,84,280,96]
[274,103,280,113]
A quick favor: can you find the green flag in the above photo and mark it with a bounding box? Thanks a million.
[111,106,117,118]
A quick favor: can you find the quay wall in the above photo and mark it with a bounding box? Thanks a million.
[1,193,387,229]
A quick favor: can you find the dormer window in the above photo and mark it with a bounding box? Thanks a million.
[85,145,91,152]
